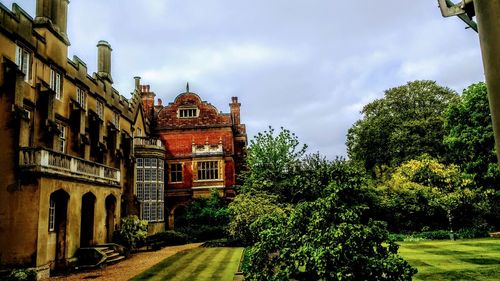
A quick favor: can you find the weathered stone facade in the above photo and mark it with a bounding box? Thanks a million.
[0,0,165,278]
[0,0,246,277]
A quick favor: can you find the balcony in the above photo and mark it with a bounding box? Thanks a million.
[19,147,120,186]
[133,137,164,148]
[134,137,165,159]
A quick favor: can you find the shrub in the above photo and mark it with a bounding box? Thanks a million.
[415,230,451,240]
[176,225,226,242]
[113,215,148,249]
[456,225,491,239]
[201,238,242,247]
[150,231,188,246]
[8,269,36,281]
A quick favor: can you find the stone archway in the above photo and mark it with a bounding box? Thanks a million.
[80,192,96,247]
[50,189,70,269]
[105,194,117,243]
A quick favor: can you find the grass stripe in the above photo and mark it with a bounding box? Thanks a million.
[131,247,244,281]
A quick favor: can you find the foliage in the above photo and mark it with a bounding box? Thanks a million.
[378,156,493,232]
[201,238,242,247]
[114,215,148,249]
[175,189,230,241]
[8,269,36,281]
[242,126,307,201]
[347,80,458,173]
[245,183,417,281]
[149,231,188,246]
[228,192,288,245]
[444,82,500,190]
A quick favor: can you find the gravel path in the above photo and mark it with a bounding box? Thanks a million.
[50,243,202,281]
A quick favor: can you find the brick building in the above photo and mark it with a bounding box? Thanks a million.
[140,84,247,229]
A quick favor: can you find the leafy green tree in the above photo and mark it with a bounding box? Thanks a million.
[242,126,307,201]
[175,189,231,241]
[378,156,492,232]
[347,80,458,174]
[228,192,289,245]
[444,82,500,190]
[245,183,417,281]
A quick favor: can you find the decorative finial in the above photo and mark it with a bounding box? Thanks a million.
[186,82,190,93]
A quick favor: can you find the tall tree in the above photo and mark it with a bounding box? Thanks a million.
[242,126,307,201]
[444,82,500,190]
[347,80,458,174]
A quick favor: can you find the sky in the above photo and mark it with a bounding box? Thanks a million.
[1,0,485,159]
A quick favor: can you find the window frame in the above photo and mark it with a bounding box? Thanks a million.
[56,123,66,153]
[16,45,31,82]
[50,69,62,100]
[197,160,220,181]
[169,163,183,183]
[48,199,55,232]
[76,87,87,109]
[178,107,199,118]
[96,100,104,119]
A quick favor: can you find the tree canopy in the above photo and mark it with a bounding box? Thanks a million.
[444,82,500,190]
[347,80,458,173]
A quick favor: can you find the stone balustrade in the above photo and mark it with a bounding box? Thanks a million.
[19,147,120,186]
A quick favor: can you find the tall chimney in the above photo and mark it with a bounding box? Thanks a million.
[134,76,141,91]
[97,40,113,82]
[35,0,70,44]
[230,96,241,125]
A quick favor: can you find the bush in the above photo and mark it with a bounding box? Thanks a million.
[201,238,242,247]
[8,269,36,281]
[456,225,491,239]
[113,215,148,249]
[150,231,188,246]
[176,225,226,242]
[415,230,451,240]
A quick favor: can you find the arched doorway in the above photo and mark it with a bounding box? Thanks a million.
[105,194,117,243]
[172,205,187,230]
[50,189,69,269]
[80,192,96,247]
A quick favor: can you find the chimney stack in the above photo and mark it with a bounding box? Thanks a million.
[134,76,141,91]
[230,96,241,125]
[97,40,113,82]
[35,0,70,44]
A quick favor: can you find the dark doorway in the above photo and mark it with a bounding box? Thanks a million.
[50,189,69,269]
[105,195,117,243]
[173,205,187,230]
[80,192,96,247]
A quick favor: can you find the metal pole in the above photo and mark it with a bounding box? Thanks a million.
[474,0,500,167]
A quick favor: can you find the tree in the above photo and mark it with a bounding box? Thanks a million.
[242,126,307,201]
[378,156,492,233]
[444,82,500,190]
[175,189,230,241]
[228,192,289,245]
[347,80,458,174]
[245,183,417,281]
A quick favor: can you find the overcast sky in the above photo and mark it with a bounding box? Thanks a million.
[2,0,485,159]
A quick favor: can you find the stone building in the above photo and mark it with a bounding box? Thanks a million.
[0,0,165,278]
[0,0,246,278]
[140,84,247,229]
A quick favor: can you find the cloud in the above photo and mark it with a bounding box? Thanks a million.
[1,0,486,158]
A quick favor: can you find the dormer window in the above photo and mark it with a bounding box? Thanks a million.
[178,107,198,118]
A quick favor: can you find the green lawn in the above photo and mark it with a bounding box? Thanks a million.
[131,247,244,281]
[398,238,500,281]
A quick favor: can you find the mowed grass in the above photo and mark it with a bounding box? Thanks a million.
[398,238,500,281]
[131,247,244,281]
